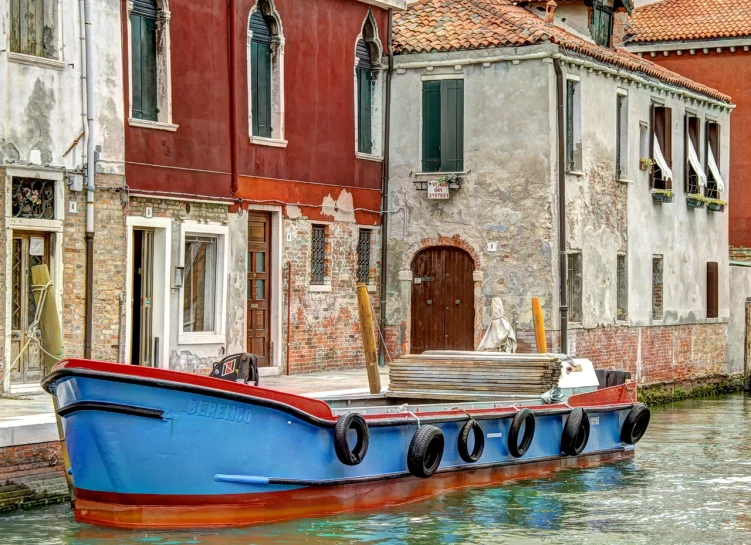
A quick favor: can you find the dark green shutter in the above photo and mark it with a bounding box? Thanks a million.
[357,68,373,154]
[251,41,272,138]
[566,80,575,171]
[422,80,441,172]
[440,79,463,172]
[130,13,158,121]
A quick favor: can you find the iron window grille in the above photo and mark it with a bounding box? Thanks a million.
[356,229,371,283]
[310,225,326,285]
[12,178,55,219]
[652,256,664,320]
[567,252,583,323]
[617,254,628,321]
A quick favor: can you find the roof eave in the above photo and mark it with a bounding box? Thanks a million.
[357,0,407,10]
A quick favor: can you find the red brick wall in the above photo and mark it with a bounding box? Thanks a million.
[0,441,68,512]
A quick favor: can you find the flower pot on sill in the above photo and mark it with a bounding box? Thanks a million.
[707,202,726,212]
[686,195,705,209]
[652,191,674,204]
[640,163,649,172]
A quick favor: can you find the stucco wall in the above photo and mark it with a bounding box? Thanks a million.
[728,264,751,376]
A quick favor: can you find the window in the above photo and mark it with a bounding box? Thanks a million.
[248,0,285,142]
[356,229,371,284]
[705,121,724,199]
[128,0,174,126]
[10,0,58,58]
[617,254,627,321]
[685,114,704,194]
[591,0,615,48]
[310,225,326,285]
[566,79,582,172]
[567,252,582,323]
[650,104,672,190]
[707,262,718,319]
[355,12,383,157]
[652,256,663,320]
[422,79,464,173]
[183,236,217,333]
[616,93,628,180]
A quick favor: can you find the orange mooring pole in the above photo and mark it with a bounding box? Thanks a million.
[532,297,547,354]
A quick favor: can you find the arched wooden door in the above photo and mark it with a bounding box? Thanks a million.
[410,247,474,353]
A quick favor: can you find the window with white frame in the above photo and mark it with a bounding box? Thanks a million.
[183,235,217,333]
[128,0,174,126]
[10,0,59,59]
[355,11,384,158]
[248,0,285,143]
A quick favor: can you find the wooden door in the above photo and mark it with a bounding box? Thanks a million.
[247,213,271,366]
[10,233,50,385]
[130,229,154,366]
[410,247,474,353]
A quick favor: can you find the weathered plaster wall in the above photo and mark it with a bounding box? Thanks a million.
[728,263,751,376]
[386,47,557,357]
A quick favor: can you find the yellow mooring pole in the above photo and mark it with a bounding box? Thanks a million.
[30,264,74,503]
[532,297,548,354]
[356,282,382,395]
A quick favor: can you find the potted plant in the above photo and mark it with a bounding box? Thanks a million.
[651,188,674,204]
[706,198,727,212]
[438,173,463,190]
[686,193,706,209]
[640,158,655,172]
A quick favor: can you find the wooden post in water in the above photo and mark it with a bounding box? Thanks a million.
[356,283,382,394]
[532,297,547,354]
[30,264,74,502]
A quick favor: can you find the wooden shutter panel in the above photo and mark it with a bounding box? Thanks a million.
[649,103,656,188]
[357,68,373,154]
[130,14,143,119]
[440,79,464,172]
[422,80,441,172]
[707,262,718,319]
[664,107,673,173]
[140,16,158,121]
[566,81,575,171]
[251,41,272,138]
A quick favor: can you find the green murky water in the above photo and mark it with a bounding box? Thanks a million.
[1,393,750,545]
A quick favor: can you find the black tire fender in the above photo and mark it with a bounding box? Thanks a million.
[407,425,445,478]
[458,419,485,463]
[561,407,590,456]
[334,413,369,466]
[621,404,651,444]
[508,409,536,458]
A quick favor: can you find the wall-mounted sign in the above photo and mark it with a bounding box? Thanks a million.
[427,180,450,200]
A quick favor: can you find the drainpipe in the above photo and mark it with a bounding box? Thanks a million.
[377,9,393,367]
[78,0,88,171]
[227,0,239,196]
[553,58,568,354]
[83,0,96,359]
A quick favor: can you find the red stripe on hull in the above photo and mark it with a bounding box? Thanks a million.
[74,450,634,529]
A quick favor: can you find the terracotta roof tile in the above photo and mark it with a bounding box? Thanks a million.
[393,0,731,102]
[626,0,751,44]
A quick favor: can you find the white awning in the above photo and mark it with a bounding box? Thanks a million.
[653,134,673,182]
[687,139,707,188]
[708,146,726,193]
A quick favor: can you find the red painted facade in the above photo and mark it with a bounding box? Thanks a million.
[123,0,389,223]
[644,49,751,247]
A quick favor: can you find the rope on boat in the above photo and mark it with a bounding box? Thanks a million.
[0,281,58,385]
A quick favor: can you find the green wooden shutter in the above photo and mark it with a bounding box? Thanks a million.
[422,80,441,172]
[566,81,575,171]
[130,14,158,121]
[440,79,464,172]
[251,41,272,138]
[357,68,373,154]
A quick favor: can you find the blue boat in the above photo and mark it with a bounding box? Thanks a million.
[42,356,650,529]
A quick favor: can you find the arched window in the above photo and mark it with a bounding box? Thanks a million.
[248,0,285,144]
[128,0,175,128]
[355,12,383,158]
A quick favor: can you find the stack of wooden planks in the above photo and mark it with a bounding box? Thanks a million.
[388,351,563,398]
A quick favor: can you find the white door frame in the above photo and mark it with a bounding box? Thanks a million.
[245,205,283,375]
[125,216,172,368]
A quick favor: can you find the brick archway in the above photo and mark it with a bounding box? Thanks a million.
[402,235,481,271]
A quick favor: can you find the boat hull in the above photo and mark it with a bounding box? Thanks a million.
[42,359,642,529]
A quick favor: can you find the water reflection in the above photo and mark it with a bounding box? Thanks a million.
[1,394,750,545]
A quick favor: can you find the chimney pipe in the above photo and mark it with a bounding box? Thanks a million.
[545,0,558,24]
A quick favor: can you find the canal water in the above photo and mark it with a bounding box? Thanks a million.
[2,393,749,545]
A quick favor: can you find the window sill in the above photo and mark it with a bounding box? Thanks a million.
[355,152,384,163]
[616,179,633,185]
[566,170,585,177]
[309,284,332,292]
[250,136,288,148]
[414,171,468,178]
[8,52,65,71]
[178,333,225,345]
[129,118,179,132]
